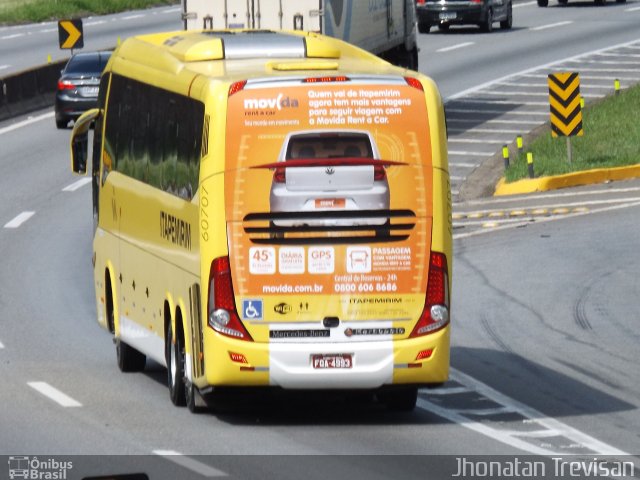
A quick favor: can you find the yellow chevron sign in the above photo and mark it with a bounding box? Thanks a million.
[548,72,583,137]
[58,19,84,50]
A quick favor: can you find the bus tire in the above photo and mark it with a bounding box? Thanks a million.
[379,387,418,412]
[167,322,187,407]
[116,338,146,372]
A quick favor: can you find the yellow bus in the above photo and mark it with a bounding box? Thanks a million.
[70,29,452,412]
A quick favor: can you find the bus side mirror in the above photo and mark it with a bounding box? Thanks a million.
[70,108,101,175]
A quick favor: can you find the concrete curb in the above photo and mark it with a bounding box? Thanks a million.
[494,164,640,196]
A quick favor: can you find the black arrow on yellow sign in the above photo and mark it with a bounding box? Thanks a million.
[548,72,583,138]
[58,19,84,50]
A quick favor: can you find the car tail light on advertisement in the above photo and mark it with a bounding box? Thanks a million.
[373,165,386,181]
[410,251,450,337]
[273,167,286,183]
[208,256,253,341]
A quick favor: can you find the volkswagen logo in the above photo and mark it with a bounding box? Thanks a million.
[325,167,335,175]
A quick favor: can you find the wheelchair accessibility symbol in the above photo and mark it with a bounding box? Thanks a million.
[242,299,263,320]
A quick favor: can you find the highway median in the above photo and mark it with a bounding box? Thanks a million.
[495,83,640,196]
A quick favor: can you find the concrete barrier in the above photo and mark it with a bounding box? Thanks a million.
[0,60,67,122]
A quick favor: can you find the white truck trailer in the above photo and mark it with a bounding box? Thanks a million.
[180,0,419,69]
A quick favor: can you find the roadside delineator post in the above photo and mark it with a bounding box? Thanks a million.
[614,79,620,95]
[527,152,534,179]
[516,135,523,154]
[502,144,509,170]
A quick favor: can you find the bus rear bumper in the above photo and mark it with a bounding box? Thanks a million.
[202,326,449,390]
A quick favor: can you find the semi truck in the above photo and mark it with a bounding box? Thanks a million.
[180,0,419,69]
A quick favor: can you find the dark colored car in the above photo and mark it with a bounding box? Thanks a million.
[416,0,513,33]
[55,51,111,129]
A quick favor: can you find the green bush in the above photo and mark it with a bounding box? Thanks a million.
[0,0,178,24]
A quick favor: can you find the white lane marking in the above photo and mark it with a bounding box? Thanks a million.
[0,340,4,349]
[83,21,106,27]
[449,118,541,125]
[449,150,494,156]
[455,197,640,220]
[153,451,227,477]
[418,368,629,456]
[457,185,640,207]
[446,38,640,102]
[531,21,573,32]
[63,177,92,192]
[437,42,475,53]
[27,381,82,407]
[122,14,145,20]
[595,52,640,58]
[550,67,640,73]
[449,162,478,168]
[448,127,524,134]
[0,112,54,136]
[453,200,640,240]
[449,138,507,144]
[0,65,9,71]
[625,5,640,11]
[1,33,24,39]
[38,28,57,33]
[161,7,182,14]
[446,108,549,116]
[4,211,35,229]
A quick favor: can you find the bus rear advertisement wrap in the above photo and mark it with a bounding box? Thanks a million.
[225,82,435,335]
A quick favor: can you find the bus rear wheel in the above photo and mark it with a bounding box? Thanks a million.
[166,323,187,406]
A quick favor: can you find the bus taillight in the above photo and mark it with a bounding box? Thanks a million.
[208,256,253,341]
[410,251,450,337]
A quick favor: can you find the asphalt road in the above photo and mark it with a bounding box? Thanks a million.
[1,3,640,479]
[0,5,182,75]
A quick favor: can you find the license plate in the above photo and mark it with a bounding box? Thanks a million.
[79,86,99,97]
[312,354,353,369]
[439,12,457,20]
[315,198,346,209]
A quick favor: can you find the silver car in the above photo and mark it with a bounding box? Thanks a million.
[269,130,390,227]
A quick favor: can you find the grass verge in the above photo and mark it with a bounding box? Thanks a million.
[0,0,178,25]
[504,83,640,183]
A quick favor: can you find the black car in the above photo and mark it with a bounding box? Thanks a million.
[416,0,513,33]
[55,51,111,129]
